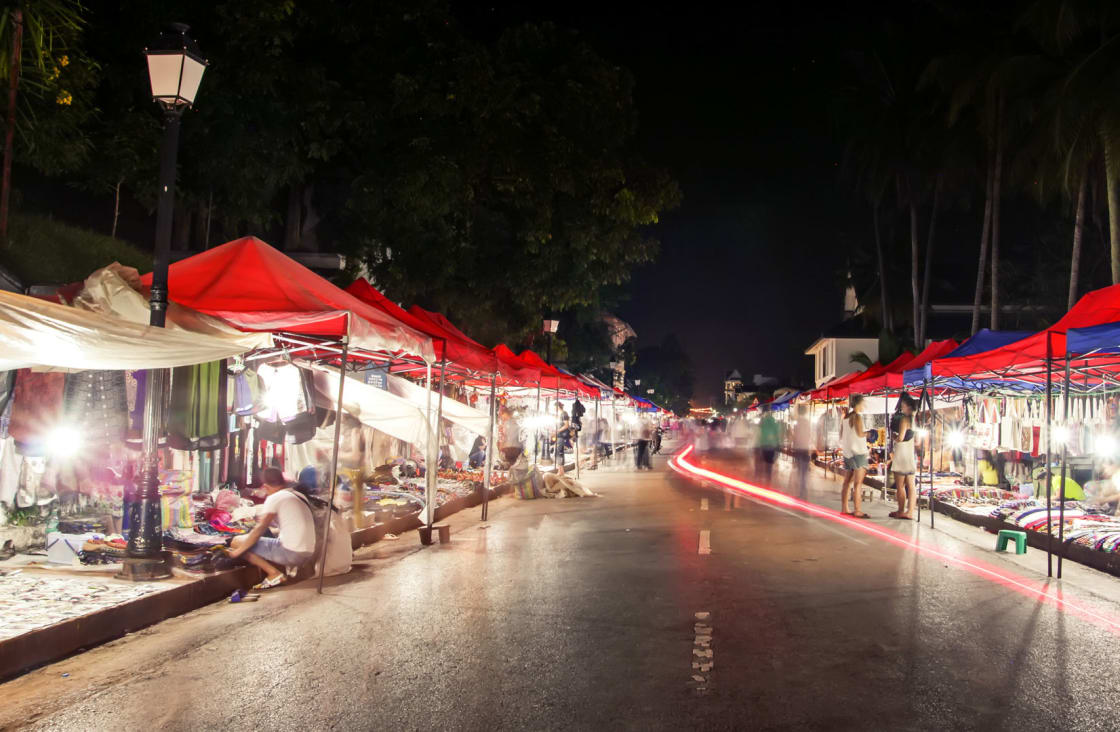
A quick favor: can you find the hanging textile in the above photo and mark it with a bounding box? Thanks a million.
[167,360,228,451]
[255,363,316,445]
[8,369,65,456]
[63,370,127,453]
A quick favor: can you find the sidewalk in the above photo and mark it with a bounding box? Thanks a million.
[692,446,1120,613]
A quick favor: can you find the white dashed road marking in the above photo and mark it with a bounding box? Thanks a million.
[691,611,713,693]
[698,530,711,555]
[700,497,709,511]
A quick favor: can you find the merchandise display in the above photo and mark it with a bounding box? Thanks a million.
[0,237,650,665]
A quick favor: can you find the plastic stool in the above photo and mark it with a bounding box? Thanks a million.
[418,525,451,546]
[996,529,1027,555]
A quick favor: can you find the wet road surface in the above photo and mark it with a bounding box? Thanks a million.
[3,444,1120,731]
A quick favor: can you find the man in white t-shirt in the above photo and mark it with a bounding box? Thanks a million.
[229,467,315,588]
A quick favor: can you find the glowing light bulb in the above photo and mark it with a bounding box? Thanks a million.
[915,427,929,438]
[947,431,965,449]
[1095,434,1118,459]
[48,426,82,458]
[1053,425,1071,445]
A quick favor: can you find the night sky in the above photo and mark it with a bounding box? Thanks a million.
[457,2,880,403]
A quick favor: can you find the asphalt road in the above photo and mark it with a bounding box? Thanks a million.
[3,443,1120,731]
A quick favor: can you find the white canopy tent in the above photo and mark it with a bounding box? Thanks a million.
[309,366,431,451]
[0,288,263,371]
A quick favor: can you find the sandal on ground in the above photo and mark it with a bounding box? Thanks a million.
[894,514,912,520]
[851,512,871,519]
[252,574,287,590]
[888,511,901,518]
[841,510,854,515]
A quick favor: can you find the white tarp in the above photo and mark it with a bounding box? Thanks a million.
[0,289,261,371]
[72,266,271,350]
[309,366,430,451]
[386,372,490,436]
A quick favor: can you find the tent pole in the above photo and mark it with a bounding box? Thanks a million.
[611,396,617,464]
[1059,354,1071,578]
[482,373,496,521]
[591,396,600,470]
[534,383,541,468]
[555,385,561,469]
[1045,331,1053,578]
[926,380,935,529]
[424,360,433,526]
[317,341,349,594]
[429,356,447,531]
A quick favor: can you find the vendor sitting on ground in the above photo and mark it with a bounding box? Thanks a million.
[228,467,316,589]
[542,465,598,498]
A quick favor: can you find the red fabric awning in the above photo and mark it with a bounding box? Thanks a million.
[930,282,1120,383]
[517,349,594,396]
[844,350,922,394]
[140,238,433,360]
[809,363,879,401]
[492,344,542,385]
[345,278,497,375]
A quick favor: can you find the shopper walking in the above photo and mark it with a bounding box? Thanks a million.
[792,403,813,499]
[839,395,871,518]
[636,418,654,469]
[889,394,918,519]
[758,405,781,484]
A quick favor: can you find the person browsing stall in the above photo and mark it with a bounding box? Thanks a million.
[228,467,315,589]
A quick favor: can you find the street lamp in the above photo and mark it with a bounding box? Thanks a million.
[121,24,207,580]
[542,318,559,364]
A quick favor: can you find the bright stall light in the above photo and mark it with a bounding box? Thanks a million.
[947,431,966,449]
[1095,434,1118,459]
[49,426,82,458]
[915,427,929,438]
[1052,425,1071,445]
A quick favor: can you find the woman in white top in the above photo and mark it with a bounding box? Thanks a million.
[889,394,918,519]
[840,394,871,518]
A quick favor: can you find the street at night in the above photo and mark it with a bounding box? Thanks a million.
[5,447,1120,731]
[9,2,1120,731]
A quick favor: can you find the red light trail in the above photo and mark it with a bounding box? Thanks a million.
[669,444,1120,635]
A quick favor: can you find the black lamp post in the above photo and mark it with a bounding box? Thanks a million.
[120,24,207,580]
[542,319,559,364]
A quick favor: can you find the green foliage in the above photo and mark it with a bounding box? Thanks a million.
[0,212,147,283]
[0,1,98,175]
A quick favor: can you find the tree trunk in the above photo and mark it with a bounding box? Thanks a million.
[1105,132,1120,285]
[284,184,301,251]
[920,173,943,346]
[873,201,891,333]
[990,93,1004,331]
[111,178,122,239]
[1069,165,1087,310]
[972,155,994,335]
[0,9,22,245]
[910,198,920,346]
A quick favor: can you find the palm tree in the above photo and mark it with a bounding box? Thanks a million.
[0,1,85,243]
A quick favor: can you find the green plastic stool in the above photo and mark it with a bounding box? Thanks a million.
[996,529,1027,555]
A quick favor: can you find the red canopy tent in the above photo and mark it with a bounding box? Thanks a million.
[929,282,1120,386]
[491,344,542,386]
[846,344,956,394]
[517,349,596,397]
[141,238,433,361]
[828,353,912,399]
[809,363,880,401]
[345,278,498,376]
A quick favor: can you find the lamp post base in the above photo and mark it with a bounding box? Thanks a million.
[116,554,172,581]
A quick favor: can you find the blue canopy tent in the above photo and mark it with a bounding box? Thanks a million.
[768,391,801,411]
[907,328,1037,392]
